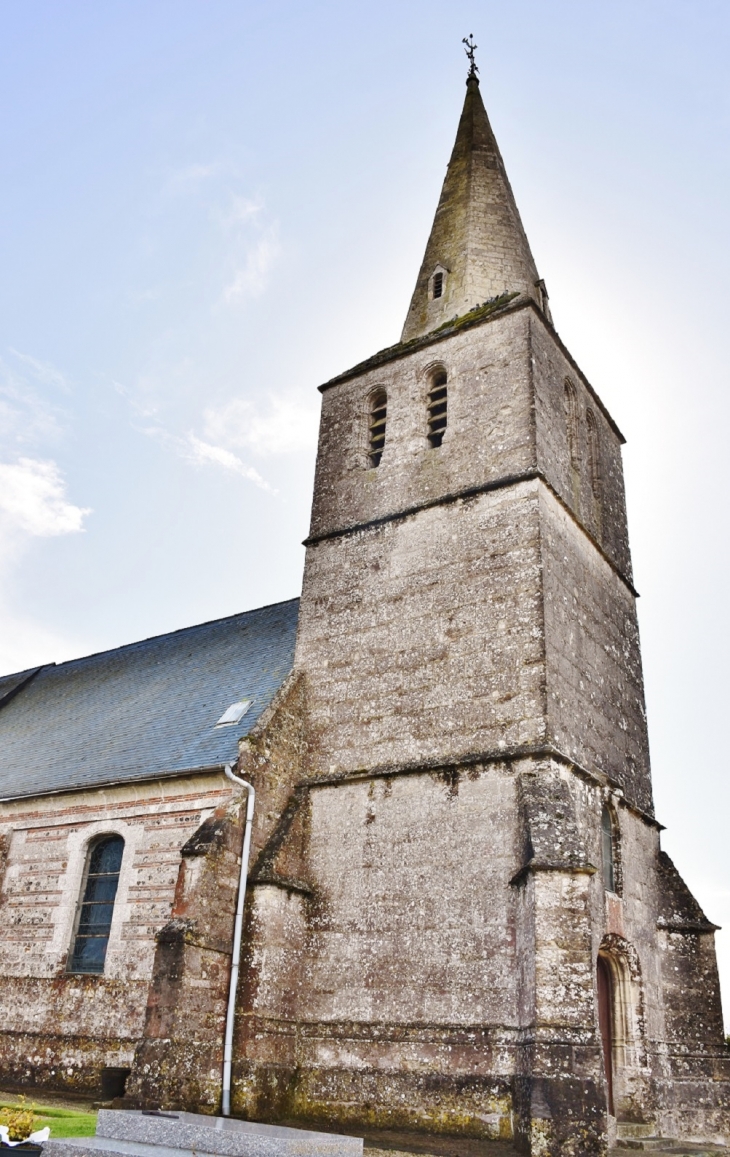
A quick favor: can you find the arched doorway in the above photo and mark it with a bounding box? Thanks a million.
[597,938,646,1122]
[597,953,614,1114]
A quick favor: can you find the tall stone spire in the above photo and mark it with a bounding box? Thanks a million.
[401,72,546,342]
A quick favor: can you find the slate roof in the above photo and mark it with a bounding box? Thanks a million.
[0,598,299,802]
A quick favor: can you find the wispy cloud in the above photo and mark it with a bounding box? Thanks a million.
[0,350,92,674]
[140,424,273,492]
[0,458,91,537]
[8,348,70,392]
[165,161,221,193]
[203,393,319,457]
[113,378,161,419]
[222,225,280,302]
[185,434,272,490]
[216,194,263,227]
[0,355,68,449]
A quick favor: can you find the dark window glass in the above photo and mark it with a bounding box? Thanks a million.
[601,806,615,893]
[433,272,444,299]
[427,371,448,448]
[69,835,124,974]
[369,391,387,467]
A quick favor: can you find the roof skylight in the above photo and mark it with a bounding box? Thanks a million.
[215,699,252,726]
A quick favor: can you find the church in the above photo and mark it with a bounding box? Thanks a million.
[0,57,728,1157]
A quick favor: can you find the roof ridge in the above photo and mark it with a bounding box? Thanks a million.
[0,596,301,681]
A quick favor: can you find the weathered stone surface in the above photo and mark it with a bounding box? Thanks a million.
[400,76,541,342]
[0,64,728,1157]
[0,775,230,1093]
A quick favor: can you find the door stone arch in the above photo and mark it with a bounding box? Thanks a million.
[597,934,648,1126]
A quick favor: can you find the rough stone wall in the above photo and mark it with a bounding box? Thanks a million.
[280,304,730,1150]
[563,773,730,1143]
[511,763,605,1155]
[299,481,545,777]
[312,306,629,583]
[539,486,652,813]
[0,773,230,1093]
[654,927,730,1141]
[235,763,523,1140]
[309,310,534,541]
[652,852,730,1141]
[531,316,631,581]
[123,799,245,1111]
[124,672,309,1111]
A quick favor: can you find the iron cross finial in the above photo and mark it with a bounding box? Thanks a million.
[462,33,479,80]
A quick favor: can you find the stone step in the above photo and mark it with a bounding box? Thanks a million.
[43,1109,362,1157]
[614,1142,729,1156]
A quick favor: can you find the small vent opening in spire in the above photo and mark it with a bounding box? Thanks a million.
[427,372,448,448]
[369,390,387,467]
[430,267,447,301]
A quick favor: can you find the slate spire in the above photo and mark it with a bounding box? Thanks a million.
[401,73,547,342]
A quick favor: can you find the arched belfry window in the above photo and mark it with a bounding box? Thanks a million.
[430,266,447,300]
[69,835,124,974]
[427,371,448,448]
[368,390,387,467]
[564,379,579,468]
[586,408,602,499]
[601,805,618,894]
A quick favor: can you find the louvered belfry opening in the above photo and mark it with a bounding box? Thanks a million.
[369,390,387,466]
[427,371,448,447]
[432,271,444,299]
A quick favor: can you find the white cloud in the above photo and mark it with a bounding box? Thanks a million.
[223,226,280,301]
[185,434,273,491]
[8,348,70,391]
[0,458,91,537]
[203,393,319,457]
[165,162,220,192]
[113,378,161,419]
[217,194,263,227]
[139,424,273,492]
[0,358,67,449]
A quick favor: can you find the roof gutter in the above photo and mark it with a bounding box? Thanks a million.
[221,762,256,1117]
[0,762,232,806]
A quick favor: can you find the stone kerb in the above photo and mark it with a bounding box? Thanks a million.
[93,1108,363,1156]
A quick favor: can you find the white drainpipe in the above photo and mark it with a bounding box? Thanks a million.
[221,762,256,1117]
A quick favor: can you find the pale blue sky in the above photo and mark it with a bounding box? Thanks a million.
[1,1,729,1017]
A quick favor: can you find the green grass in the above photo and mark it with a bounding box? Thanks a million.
[0,1101,97,1140]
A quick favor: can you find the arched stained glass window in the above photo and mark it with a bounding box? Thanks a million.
[69,835,124,975]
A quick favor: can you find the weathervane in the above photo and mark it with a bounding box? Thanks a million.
[462,33,479,80]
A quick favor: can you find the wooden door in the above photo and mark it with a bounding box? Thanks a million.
[597,954,614,1114]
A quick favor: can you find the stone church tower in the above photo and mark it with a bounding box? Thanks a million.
[66,66,729,1156]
